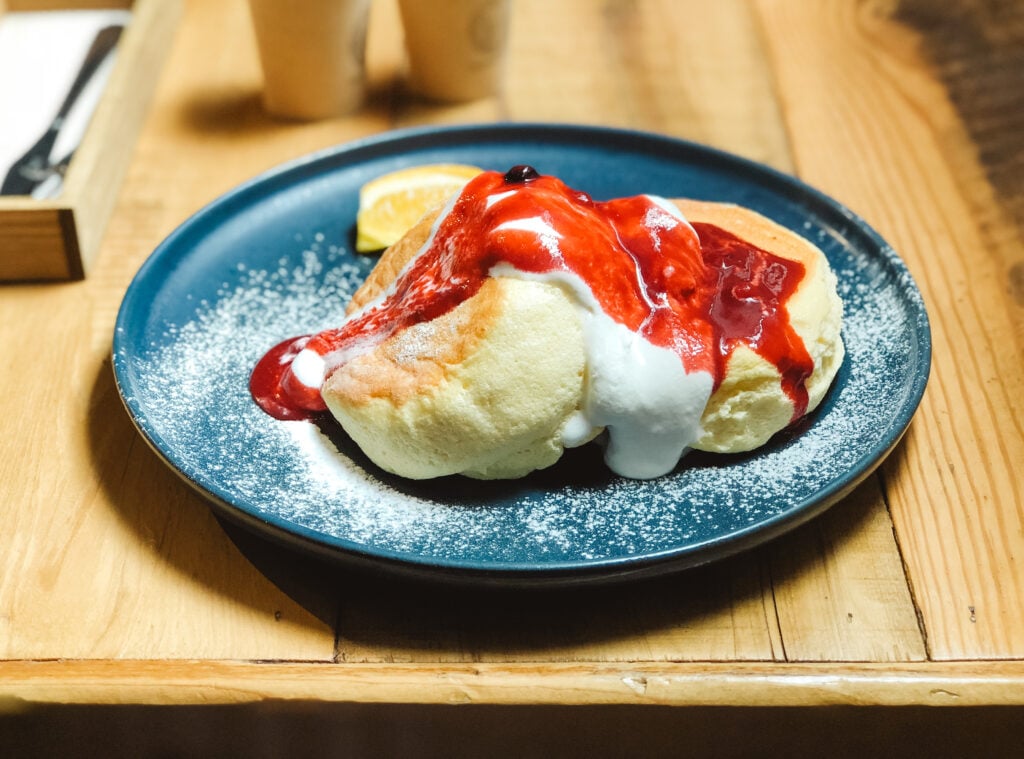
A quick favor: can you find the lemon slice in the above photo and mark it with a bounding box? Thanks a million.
[355,163,484,252]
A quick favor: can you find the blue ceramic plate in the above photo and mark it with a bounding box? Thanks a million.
[113,124,930,586]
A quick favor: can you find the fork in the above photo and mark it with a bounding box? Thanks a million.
[1,24,123,196]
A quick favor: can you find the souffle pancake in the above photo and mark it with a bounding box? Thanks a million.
[252,166,844,480]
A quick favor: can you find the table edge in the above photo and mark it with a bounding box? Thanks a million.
[2,660,1024,709]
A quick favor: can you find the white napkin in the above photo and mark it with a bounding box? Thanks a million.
[0,9,132,198]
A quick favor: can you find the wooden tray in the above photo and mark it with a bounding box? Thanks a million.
[0,0,180,281]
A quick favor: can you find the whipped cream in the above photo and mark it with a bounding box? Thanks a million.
[489,262,712,479]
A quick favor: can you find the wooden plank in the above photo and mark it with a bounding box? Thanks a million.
[0,284,336,659]
[62,0,182,277]
[0,206,74,280]
[504,0,793,171]
[769,480,926,661]
[6,1,132,10]
[337,557,782,664]
[894,0,1024,267]
[3,660,1024,707]
[754,0,1024,659]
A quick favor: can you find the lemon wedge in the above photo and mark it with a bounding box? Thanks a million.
[355,163,484,252]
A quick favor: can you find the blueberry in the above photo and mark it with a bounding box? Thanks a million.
[503,165,540,184]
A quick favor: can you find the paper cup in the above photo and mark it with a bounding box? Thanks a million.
[397,0,510,102]
[248,0,370,119]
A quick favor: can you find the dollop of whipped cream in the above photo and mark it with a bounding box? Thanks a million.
[488,262,713,479]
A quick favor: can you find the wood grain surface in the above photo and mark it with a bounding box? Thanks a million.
[1,0,1022,707]
[757,0,1024,660]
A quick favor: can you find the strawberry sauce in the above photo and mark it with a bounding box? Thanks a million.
[251,167,812,423]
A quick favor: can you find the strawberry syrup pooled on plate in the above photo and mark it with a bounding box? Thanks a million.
[250,335,325,419]
[250,167,812,422]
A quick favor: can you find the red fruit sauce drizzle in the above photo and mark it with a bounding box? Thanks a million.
[250,167,813,422]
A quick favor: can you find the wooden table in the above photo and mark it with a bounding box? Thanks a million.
[2,0,1023,751]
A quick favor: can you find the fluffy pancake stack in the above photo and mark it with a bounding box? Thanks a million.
[318,185,844,480]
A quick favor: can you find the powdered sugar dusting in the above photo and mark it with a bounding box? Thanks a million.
[116,223,926,571]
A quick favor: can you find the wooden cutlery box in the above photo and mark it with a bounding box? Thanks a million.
[0,0,180,281]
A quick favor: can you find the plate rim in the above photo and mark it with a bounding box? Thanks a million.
[112,122,932,585]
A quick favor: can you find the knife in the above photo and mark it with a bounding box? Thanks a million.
[1,24,123,196]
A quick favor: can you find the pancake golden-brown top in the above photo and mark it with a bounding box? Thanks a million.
[332,211,512,409]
